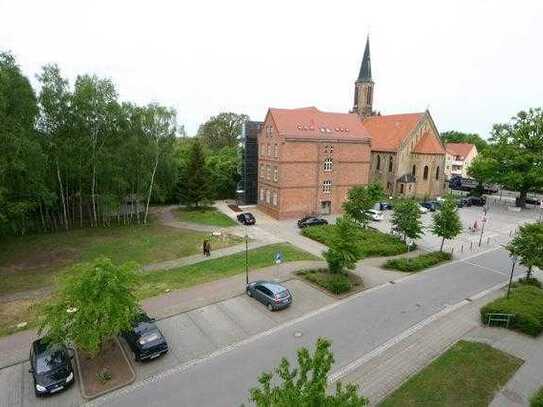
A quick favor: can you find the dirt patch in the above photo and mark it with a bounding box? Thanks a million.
[75,338,136,399]
[228,204,242,212]
[0,247,78,273]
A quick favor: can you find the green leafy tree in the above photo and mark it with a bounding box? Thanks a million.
[467,154,498,196]
[506,223,543,280]
[206,146,241,199]
[391,199,423,246]
[38,257,139,356]
[489,108,543,207]
[197,112,248,150]
[440,130,488,153]
[343,184,384,228]
[431,196,463,251]
[248,338,367,407]
[323,217,363,274]
[178,140,212,207]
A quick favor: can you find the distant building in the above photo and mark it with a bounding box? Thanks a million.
[257,36,446,219]
[238,120,262,205]
[445,143,478,178]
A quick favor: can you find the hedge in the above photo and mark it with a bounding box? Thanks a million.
[531,387,543,407]
[301,224,407,258]
[480,285,543,337]
[297,269,361,295]
[383,251,452,272]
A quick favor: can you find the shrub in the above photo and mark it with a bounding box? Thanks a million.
[302,224,407,258]
[480,285,543,337]
[531,386,543,407]
[383,251,452,272]
[298,269,358,295]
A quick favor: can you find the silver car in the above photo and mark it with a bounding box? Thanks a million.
[246,281,292,311]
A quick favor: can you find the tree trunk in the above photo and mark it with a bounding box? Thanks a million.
[79,183,83,228]
[440,237,445,252]
[517,190,527,208]
[527,265,533,280]
[56,162,69,231]
[144,154,159,224]
[91,163,98,227]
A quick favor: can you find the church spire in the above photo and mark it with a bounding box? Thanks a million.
[353,35,375,117]
[357,35,372,83]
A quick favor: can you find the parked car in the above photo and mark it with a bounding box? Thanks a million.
[366,209,384,221]
[246,280,292,311]
[420,201,437,212]
[456,197,472,208]
[377,202,393,211]
[466,196,486,206]
[237,212,256,225]
[418,204,429,214]
[524,197,541,206]
[122,312,169,361]
[297,216,328,228]
[29,338,74,397]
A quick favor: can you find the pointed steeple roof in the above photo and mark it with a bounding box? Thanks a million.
[357,35,372,82]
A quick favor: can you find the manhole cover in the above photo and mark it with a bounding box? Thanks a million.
[293,331,303,338]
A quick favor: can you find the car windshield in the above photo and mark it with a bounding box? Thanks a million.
[36,347,67,374]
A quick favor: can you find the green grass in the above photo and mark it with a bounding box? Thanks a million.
[136,243,318,298]
[531,386,543,407]
[383,251,452,272]
[296,269,363,295]
[480,285,543,336]
[0,223,242,296]
[380,340,523,407]
[174,206,236,227]
[301,224,407,258]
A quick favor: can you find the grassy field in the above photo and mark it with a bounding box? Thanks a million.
[380,340,523,407]
[136,243,318,298]
[174,206,237,227]
[301,224,407,257]
[1,243,317,337]
[0,223,242,296]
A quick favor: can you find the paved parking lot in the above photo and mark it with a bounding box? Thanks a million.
[0,278,334,407]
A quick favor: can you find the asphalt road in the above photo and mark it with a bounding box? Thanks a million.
[91,247,524,407]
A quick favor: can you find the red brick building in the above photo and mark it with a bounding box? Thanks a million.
[257,107,371,219]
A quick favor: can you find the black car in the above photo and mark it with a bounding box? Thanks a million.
[29,338,74,397]
[297,216,328,228]
[122,312,168,361]
[466,196,486,206]
[524,197,541,206]
[246,281,292,311]
[377,202,393,211]
[420,201,437,212]
[456,197,471,208]
[237,212,256,225]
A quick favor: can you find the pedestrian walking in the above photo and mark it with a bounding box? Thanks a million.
[204,239,211,256]
[202,239,208,256]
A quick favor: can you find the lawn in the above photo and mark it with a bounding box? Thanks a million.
[383,251,452,272]
[380,340,523,407]
[301,224,407,257]
[136,243,318,298]
[174,206,237,227]
[480,285,543,336]
[0,223,242,296]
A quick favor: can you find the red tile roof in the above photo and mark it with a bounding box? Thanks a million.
[268,107,371,141]
[362,113,424,152]
[413,130,446,155]
[445,143,476,158]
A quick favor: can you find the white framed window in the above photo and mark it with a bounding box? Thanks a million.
[323,180,331,193]
[323,158,333,172]
[260,164,264,178]
[267,165,271,180]
[272,192,278,206]
[260,188,264,201]
[273,167,278,182]
[260,144,264,157]
[266,190,271,204]
[267,144,271,156]
[266,125,272,136]
[274,144,278,158]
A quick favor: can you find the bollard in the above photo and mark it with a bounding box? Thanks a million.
[461,244,464,253]
[451,247,454,257]
[470,241,473,250]
[487,237,490,245]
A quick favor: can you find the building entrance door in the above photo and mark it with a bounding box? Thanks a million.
[320,201,331,215]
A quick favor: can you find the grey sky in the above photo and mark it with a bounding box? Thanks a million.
[2,0,542,138]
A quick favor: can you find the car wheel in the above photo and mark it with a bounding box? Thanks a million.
[247,289,252,297]
[267,303,274,311]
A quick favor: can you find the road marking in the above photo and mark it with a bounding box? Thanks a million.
[462,261,508,276]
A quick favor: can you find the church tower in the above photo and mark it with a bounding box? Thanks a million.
[353,36,374,117]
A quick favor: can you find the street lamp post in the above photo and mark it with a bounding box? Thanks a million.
[245,226,249,285]
[507,255,518,299]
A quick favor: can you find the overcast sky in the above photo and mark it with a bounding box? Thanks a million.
[2,0,542,138]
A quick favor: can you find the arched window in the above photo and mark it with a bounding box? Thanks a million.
[389,157,393,172]
[436,166,440,180]
[323,158,333,172]
[376,155,381,170]
[423,165,429,180]
[412,165,416,176]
